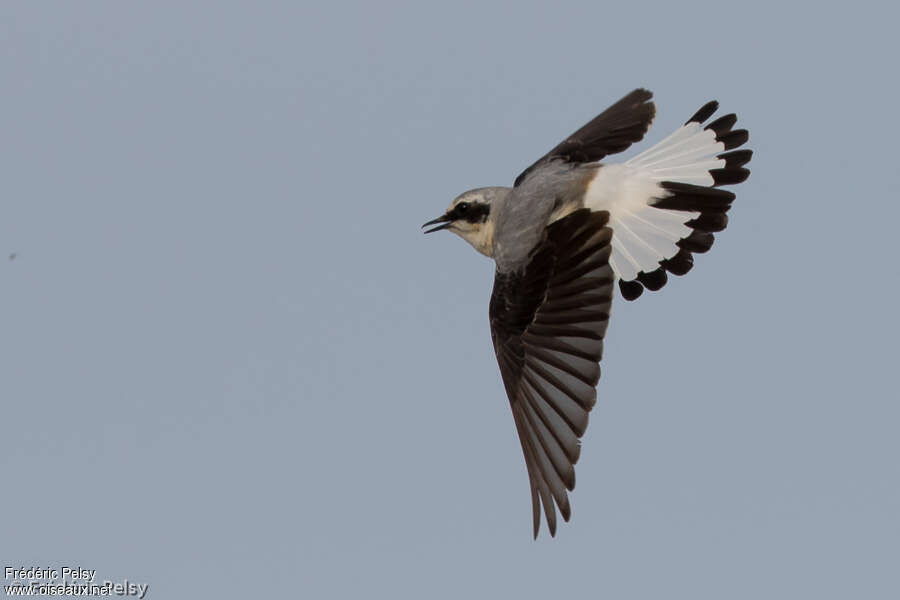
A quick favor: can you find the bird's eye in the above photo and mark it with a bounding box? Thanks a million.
[456,202,470,212]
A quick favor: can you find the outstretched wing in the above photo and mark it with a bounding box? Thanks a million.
[514,89,656,187]
[489,209,614,538]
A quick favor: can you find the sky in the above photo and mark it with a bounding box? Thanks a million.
[1,2,898,599]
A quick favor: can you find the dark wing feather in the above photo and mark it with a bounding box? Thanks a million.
[514,89,656,187]
[489,209,614,538]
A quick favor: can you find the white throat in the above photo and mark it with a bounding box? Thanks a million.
[454,219,495,257]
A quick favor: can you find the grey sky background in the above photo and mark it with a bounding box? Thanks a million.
[2,2,898,598]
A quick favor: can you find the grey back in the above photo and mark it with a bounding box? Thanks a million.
[493,161,594,272]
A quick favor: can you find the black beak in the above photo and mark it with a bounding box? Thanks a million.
[422,214,453,234]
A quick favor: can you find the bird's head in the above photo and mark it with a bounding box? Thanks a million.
[422,187,508,257]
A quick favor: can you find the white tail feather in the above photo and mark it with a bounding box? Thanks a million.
[583,121,727,280]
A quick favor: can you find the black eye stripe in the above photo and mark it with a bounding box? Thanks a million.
[448,201,490,224]
[463,203,490,223]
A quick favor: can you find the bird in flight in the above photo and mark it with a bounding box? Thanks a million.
[423,89,751,538]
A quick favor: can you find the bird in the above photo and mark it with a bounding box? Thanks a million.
[422,89,751,538]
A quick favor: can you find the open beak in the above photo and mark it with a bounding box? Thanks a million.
[422,214,454,234]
